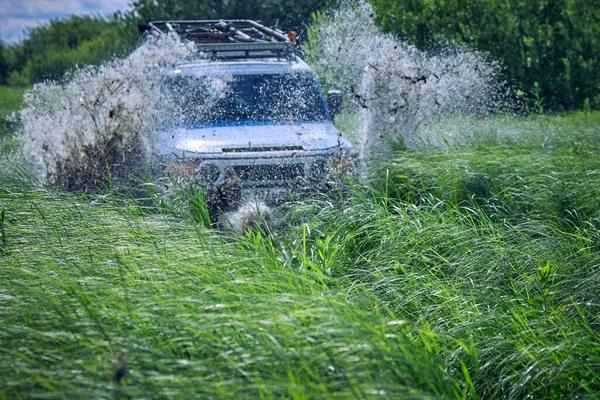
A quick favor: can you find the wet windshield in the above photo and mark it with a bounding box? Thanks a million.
[160,73,328,126]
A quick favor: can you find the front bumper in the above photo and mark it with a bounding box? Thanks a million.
[154,147,358,210]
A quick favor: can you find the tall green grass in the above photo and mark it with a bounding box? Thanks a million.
[0,177,462,399]
[291,112,600,397]
[1,113,599,398]
[382,113,600,232]
[287,186,599,398]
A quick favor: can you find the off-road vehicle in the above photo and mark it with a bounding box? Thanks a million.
[149,20,356,220]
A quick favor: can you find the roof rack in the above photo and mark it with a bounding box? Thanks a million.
[148,19,294,59]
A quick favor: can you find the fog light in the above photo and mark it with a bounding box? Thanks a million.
[331,151,356,173]
[166,162,197,177]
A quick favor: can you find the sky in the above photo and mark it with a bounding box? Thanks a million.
[0,0,131,43]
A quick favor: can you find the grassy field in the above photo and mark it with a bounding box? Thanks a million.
[1,113,599,398]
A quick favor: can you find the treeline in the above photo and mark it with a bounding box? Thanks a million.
[1,0,598,111]
[371,0,600,111]
[0,0,335,87]
[0,15,137,86]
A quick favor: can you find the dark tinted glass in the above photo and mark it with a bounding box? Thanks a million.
[161,73,328,126]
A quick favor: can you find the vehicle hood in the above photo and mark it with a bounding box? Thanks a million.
[153,122,352,156]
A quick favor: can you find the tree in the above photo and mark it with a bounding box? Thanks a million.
[0,41,8,84]
[4,14,138,84]
[369,0,600,110]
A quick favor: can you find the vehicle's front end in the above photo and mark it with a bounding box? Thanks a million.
[148,20,356,222]
[153,120,355,214]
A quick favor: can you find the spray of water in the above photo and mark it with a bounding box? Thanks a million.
[223,202,274,235]
[305,1,516,167]
[18,33,208,189]
[15,2,516,200]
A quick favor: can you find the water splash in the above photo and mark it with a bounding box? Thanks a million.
[16,30,327,190]
[223,202,274,235]
[305,1,516,168]
[16,2,516,192]
[18,33,200,189]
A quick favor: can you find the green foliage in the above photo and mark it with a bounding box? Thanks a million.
[0,85,26,155]
[1,14,138,85]
[0,176,461,398]
[369,0,600,111]
[0,41,8,85]
[292,184,600,398]
[0,85,27,118]
[283,113,600,397]
[378,113,600,232]
[5,71,29,87]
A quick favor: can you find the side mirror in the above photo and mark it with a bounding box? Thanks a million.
[327,90,344,119]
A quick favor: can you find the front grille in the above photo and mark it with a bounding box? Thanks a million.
[223,146,303,153]
[232,163,305,182]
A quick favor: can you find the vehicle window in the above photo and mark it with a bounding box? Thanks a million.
[159,73,328,126]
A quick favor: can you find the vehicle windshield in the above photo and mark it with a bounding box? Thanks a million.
[159,72,328,126]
